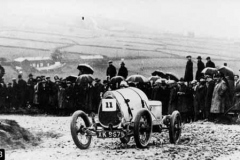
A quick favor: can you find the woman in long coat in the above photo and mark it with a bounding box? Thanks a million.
[210,75,228,114]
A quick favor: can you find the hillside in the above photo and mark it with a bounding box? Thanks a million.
[0,16,240,82]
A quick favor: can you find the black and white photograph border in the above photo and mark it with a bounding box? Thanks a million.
[1,0,240,160]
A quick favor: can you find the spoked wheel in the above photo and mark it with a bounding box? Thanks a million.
[134,109,152,148]
[169,111,182,144]
[70,110,92,149]
[120,136,131,144]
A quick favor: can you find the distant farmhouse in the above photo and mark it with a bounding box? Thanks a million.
[13,57,65,72]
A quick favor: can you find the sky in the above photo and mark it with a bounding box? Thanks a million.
[1,0,240,39]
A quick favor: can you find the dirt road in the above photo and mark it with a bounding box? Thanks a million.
[1,115,240,160]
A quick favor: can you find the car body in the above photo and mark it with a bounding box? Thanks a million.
[70,87,182,149]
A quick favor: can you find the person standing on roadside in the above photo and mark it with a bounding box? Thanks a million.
[106,60,116,79]
[206,57,215,68]
[18,74,27,108]
[195,56,205,81]
[184,55,193,84]
[118,61,128,79]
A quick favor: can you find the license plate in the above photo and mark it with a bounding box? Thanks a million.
[97,130,125,138]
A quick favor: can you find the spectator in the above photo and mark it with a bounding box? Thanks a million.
[195,56,205,81]
[195,78,207,120]
[177,78,190,122]
[210,73,228,120]
[106,60,116,79]
[184,55,193,83]
[168,80,178,114]
[118,61,128,79]
[206,57,215,68]
[205,75,216,120]
[18,74,27,108]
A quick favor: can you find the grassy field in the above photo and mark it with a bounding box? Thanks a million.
[1,16,240,82]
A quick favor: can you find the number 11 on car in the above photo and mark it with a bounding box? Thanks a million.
[102,99,117,111]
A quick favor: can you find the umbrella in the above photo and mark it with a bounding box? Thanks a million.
[110,76,124,84]
[151,70,167,78]
[165,72,179,81]
[65,75,78,83]
[76,74,94,84]
[77,64,94,74]
[148,76,161,83]
[201,67,218,75]
[218,66,234,80]
[126,75,147,83]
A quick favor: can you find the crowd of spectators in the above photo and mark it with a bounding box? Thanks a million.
[0,56,239,122]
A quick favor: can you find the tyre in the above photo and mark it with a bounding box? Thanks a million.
[169,110,182,144]
[70,110,92,149]
[120,136,131,144]
[133,109,152,148]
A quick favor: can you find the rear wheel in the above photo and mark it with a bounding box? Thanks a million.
[70,110,92,149]
[169,111,182,144]
[133,109,152,148]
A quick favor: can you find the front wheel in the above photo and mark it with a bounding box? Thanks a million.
[70,110,92,149]
[169,111,182,144]
[133,109,152,148]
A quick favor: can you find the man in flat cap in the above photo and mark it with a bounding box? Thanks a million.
[206,57,215,68]
[106,60,116,79]
[184,55,193,84]
[195,56,205,81]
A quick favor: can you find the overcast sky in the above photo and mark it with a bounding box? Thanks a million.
[1,0,240,38]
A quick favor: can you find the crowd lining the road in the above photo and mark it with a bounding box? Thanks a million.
[0,56,239,123]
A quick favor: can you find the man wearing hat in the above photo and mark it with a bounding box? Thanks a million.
[11,78,18,109]
[194,78,207,120]
[184,55,193,84]
[206,57,215,68]
[26,74,35,108]
[210,72,228,120]
[93,78,104,113]
[118,61,128,79]
[204,75,215,120]
[195,56,205,81]
[106,60,116,79]
[5,82,13,109]
[18,74,27,108]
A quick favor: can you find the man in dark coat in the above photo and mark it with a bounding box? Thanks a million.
[26,73,35,107]
[0,61,5,79]
[12,78,19,109]
[195,78,207,120]
[106,60,117,79]
[184,55,193,83]
[93,78,104,113]
[118,61,128,79]
[5,83,13,109]
[195,56,205,81]
[206,57,215,68]
[158,80,170,115]
[38,80,50,113]
[18,74,27,108]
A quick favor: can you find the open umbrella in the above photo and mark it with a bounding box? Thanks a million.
[148,76,161,83]
[151,70,167,78]
[77,64,94,74]
[165,72,179,82]
[110,76,124,84]
[65,75,78,83]
[76,74,94,84]
[126,75,147,83]
[201,67,218,75]
[218,66,234,80]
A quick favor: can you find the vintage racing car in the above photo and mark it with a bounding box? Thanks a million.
[70,87,182,149]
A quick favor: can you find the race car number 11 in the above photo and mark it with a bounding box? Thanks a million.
[102,99,116,111]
